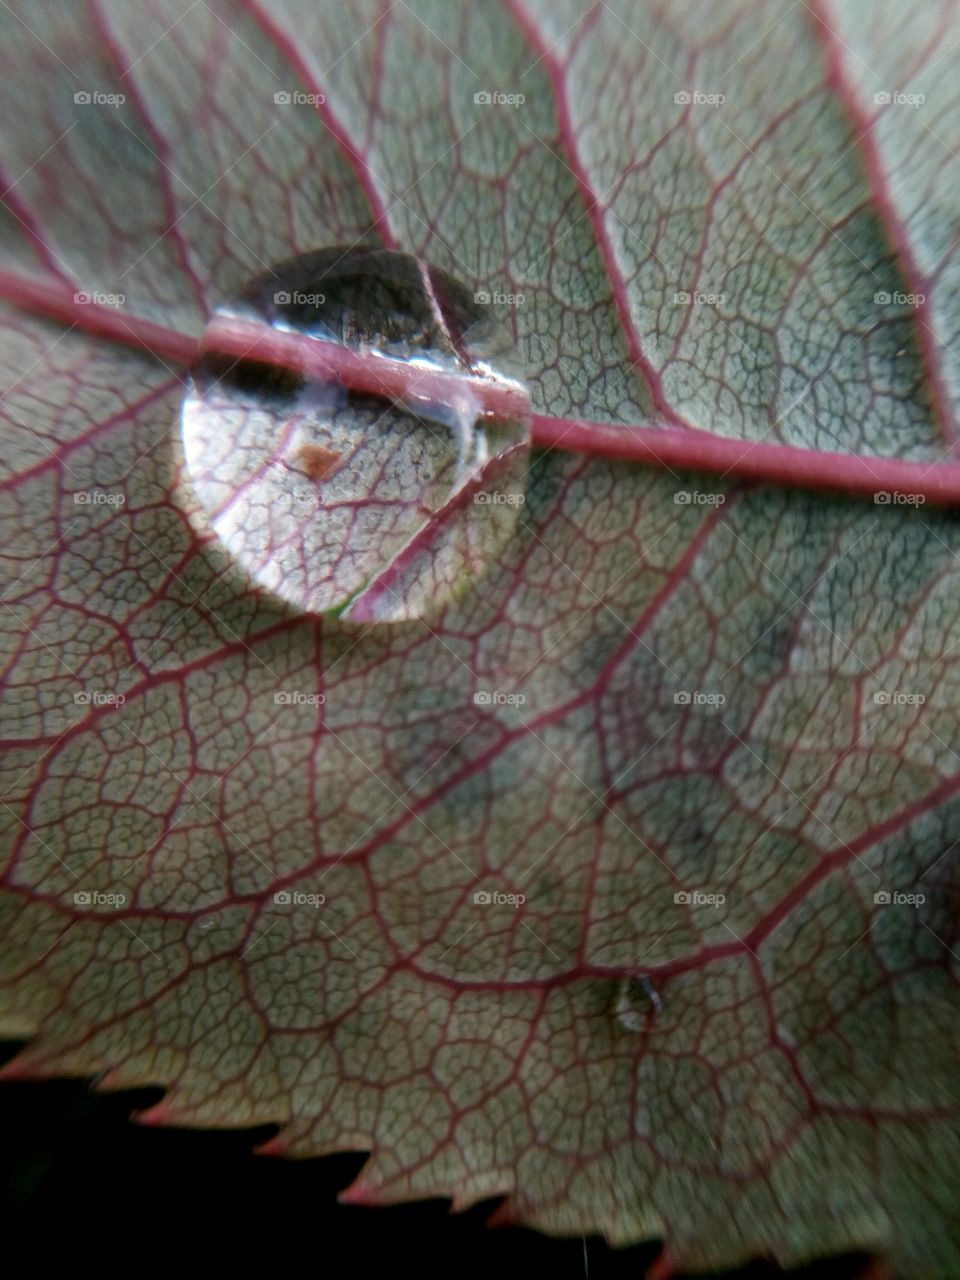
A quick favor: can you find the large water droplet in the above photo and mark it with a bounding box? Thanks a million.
[182,247,531,622]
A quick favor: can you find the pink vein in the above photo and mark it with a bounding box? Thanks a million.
[199,312,531,420]
[242,0,398,249]
[808,0,959,453]
[87,0,210,314]
[504,0,688,426]
[4,268,960,504]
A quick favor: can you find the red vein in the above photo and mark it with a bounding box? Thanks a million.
[808,0,959,453]
[504,0,687,426]
[242,0,398,249]
[533,413,960,503]
[0,268,199,364]
[199,312,530,421]
[3,269,960,504]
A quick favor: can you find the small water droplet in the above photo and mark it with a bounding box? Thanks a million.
[182,247,531,621]
[616,974,661,1031]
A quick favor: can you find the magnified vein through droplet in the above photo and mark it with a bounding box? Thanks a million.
[181,246,532,622]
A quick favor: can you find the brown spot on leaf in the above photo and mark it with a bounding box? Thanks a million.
[296,443,344,481]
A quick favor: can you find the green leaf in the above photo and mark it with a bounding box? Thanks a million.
[1,2,959,1274]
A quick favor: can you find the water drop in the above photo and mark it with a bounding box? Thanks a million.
[615,974,661,1031]
[182,247,532,621]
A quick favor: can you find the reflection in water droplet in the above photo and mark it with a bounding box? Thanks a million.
[182,247,531,621]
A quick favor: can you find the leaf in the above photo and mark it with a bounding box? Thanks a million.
[1,2,959,1275]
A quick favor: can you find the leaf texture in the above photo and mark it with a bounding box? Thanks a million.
[1,2,960,1275]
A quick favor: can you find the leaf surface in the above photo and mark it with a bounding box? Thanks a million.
[2,2,960,1275]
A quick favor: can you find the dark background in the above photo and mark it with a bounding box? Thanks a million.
[0,1043,878,1277]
